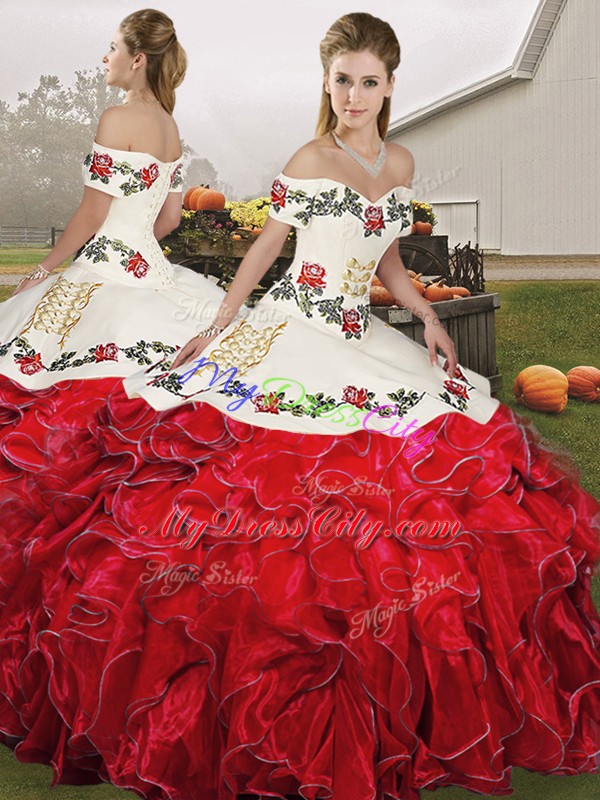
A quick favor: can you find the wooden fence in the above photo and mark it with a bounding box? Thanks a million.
[0,227,64,247]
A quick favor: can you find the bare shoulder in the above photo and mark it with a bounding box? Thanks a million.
[281,137,334,179]
[385,142,415,187]
[94,105,132,149]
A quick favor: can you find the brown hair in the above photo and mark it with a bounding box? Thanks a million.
[120,8,187,115]
[317,12,400,138]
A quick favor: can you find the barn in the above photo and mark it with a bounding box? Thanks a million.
[387,0,598,256]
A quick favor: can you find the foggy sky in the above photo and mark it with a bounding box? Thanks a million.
[1,0,541,196]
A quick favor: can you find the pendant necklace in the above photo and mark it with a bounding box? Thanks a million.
[332,131,386,177]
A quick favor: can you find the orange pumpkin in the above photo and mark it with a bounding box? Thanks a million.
[413,221,433,235]
[424,279,454,302]
[372,275,384,288]
[513,365,569,413]
[411,277,426,295]
[448,286,471,297]
[566,366,600,403]
[194,189,226,211]
[370,285,396,306]
[183,186,198,210]
[188,187,209,211]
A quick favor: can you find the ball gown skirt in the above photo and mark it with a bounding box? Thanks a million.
[0,165,599,799]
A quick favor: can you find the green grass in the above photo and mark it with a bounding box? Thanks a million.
[0,248,68,274]
[0,280,598,798]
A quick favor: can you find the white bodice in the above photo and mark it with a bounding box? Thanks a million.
[76,142,184,289]
[262,172,415,343]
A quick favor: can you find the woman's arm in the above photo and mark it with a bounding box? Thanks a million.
[171,217,292,368]
[11,186,114,297]
[376,241,458,376]
[154,192,184,241]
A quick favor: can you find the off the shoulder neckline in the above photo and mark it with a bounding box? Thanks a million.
[92,141,183,165]
[277,171,414,206]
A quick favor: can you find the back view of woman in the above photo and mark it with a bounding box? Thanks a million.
[0,8,226,521]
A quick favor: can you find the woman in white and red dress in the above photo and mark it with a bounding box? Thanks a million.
[1,11,599,800]
[0,9,227,535]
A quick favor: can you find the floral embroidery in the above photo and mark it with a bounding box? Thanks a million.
[248,381,424,424]
[270,273,370,340]
[95,343,119,362]
[342,385,369,408]
[126,252,150,279]
[0,336,176,374]
[437,366,476,411]
[170,163,183,190]
[83,151,164,196]
[252,393,282,414]
[16,353,43,375]
[364,205,385,235]
[297,262,327,289]
[271,178,288,208]
[140,163,160,189]
[90,152,114,180]
[341,308,361,336]
[81,235,154,280]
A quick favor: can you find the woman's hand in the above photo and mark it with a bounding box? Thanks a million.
[171,333,219,370]
[10,275,49,298]
[423,319,458,377]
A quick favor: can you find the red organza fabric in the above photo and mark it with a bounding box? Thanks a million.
[1,374,599,800]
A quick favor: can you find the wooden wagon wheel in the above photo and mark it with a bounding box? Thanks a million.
[398,240,451,280]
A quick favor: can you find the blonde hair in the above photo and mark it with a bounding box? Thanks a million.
[317,12,400,139]
[120,8,187,115]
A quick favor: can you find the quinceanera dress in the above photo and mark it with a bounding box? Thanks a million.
[0,141,226,529]
[0,170,599,800]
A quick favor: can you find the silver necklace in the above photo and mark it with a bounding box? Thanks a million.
[332,131,386,177]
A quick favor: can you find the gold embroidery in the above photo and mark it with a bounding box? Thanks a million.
[195,319,288,377]
[340,257,377,298]
[20,277,103,348]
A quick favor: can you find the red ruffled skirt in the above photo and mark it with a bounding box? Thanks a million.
[1,373,599,800]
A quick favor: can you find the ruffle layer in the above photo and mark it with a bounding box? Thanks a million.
[1,374,599,800]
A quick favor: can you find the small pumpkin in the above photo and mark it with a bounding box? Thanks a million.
[183,186,199,210]
[194,189,226,212]
[231,233,242,240]
[413,221,433,236]
[370,285,396,306]
[513,365,569,413]
[566,366,600,403]
[188,187,209,211]
[411,277,426,296]
[424,279,454,302]
[372,275,384,288]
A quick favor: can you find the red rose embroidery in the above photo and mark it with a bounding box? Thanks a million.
[140,163,160,189]
[444,379,469,400]
[90,152,114,179]
[342,385,369,408]
[126,252,150,278]
[364,205,385,232]
[297,261,327,289]
[252,393,281,414]
[17,353,43,375]
[271,178,288,208]
[341,308,362,335]
[95,343,119,362]
[170,164,182,188]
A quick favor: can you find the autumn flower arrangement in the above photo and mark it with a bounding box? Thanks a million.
[411,200,437,228]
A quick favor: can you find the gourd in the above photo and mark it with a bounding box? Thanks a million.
[423,279,454,302]
[566,366,600,403]
[194,189,226,212]
[413,221,433,235]
[448,286,471,297]
[188,187,209,211]
[513,365,568,413]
